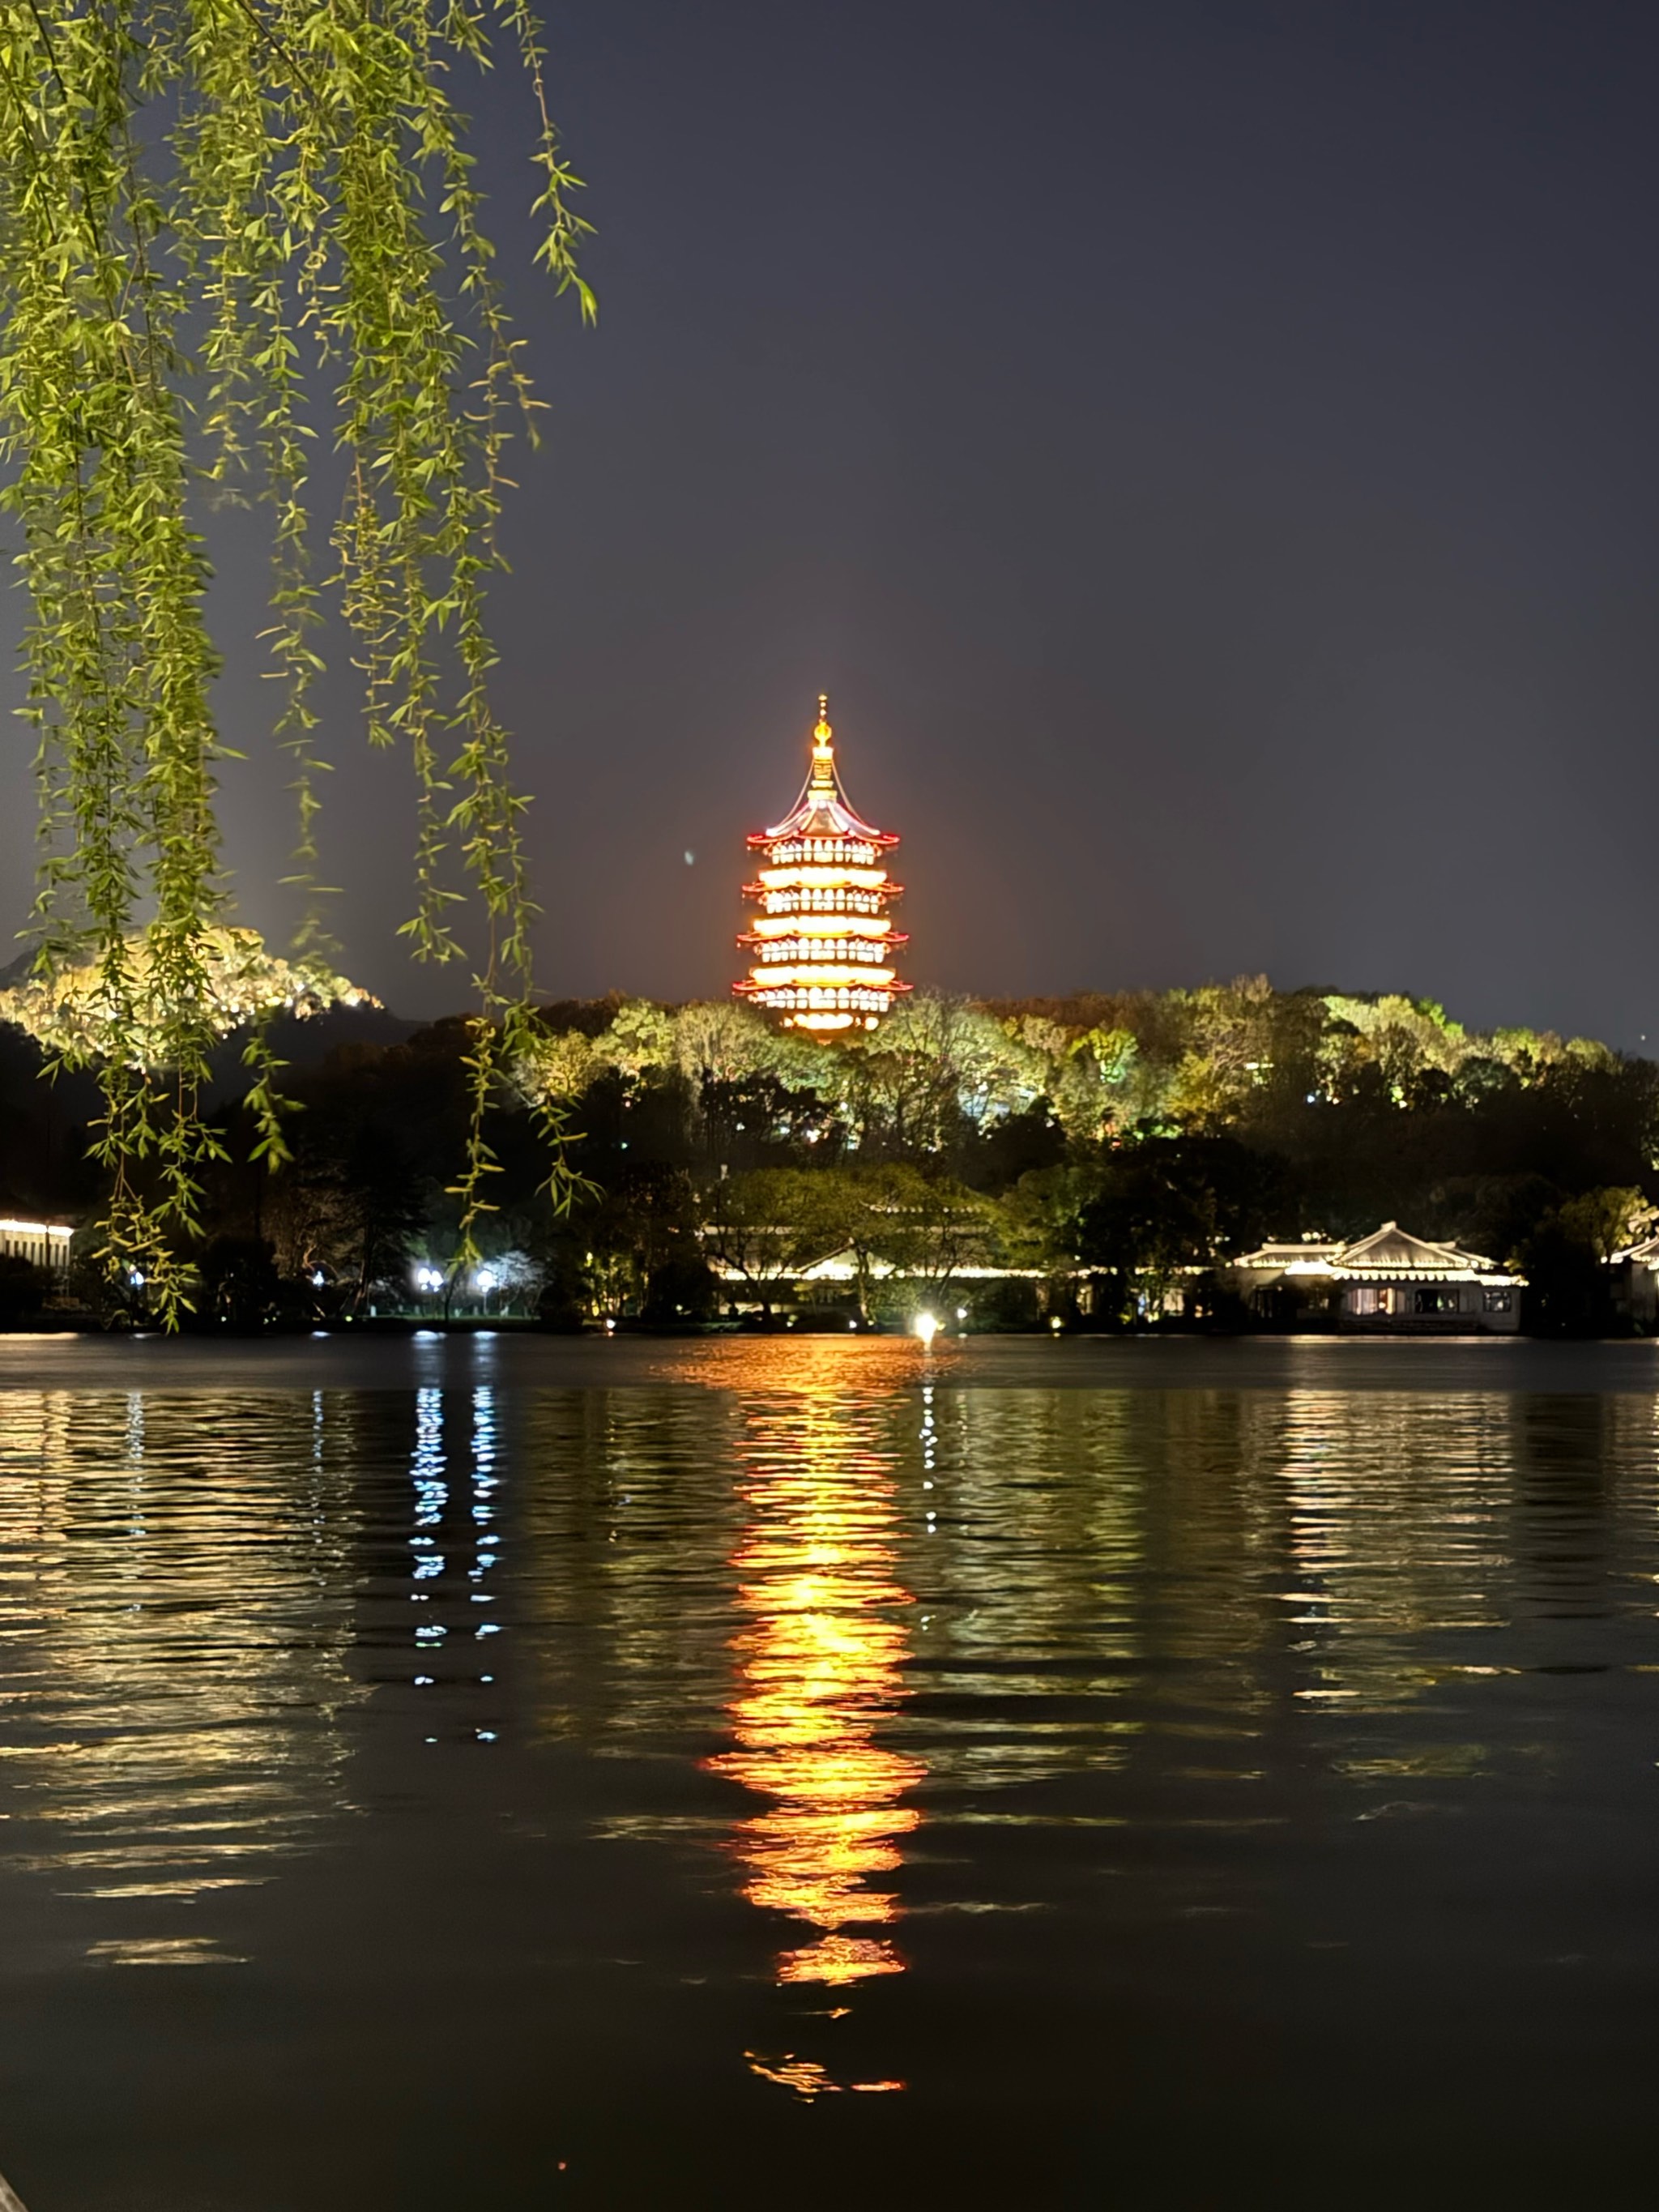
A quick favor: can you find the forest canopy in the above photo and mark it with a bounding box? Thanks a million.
[5,970,1651,1334]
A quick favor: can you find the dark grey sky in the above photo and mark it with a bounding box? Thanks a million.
[4,0,1658,1040]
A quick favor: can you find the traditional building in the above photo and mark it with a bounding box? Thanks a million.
[0,1218,72,1275]
[1608,1227,1659,1330]
[1226,1221,1522,1333]
[735,697,909,1034]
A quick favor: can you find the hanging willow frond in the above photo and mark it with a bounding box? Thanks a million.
[0,0,591,1324]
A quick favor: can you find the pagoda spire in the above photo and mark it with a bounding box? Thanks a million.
[810,694,835,787]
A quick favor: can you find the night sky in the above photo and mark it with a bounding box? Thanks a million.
[3,0,1658,1041]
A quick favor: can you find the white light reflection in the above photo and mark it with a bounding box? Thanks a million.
[410,1389,449,1662]
[468,1389,505,1685]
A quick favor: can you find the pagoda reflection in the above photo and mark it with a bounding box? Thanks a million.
[706,1392,923,1987]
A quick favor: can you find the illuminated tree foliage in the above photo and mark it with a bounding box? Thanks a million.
[519,984,1618,1143]
[0,0,591,1320]
[0,922,373,1061]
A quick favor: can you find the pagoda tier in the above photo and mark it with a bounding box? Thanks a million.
[734,697,911,1033]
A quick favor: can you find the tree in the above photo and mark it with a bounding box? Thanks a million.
[843,994,1040,1155]
[0,1,592,1318]
[596,1001,674,1078]
[1077,1138,1288,1320]
[802,1163,909,1319]
[341,1126,428,1316]
[855,1165,1003,1309]
[198,1236,281,1329]
[1555,1186,1649,1263]
[671,1001,782,1088]
[476,1247,548,1317]
[571,1160,699,1318]
[698,1168,850,1315]
[1049,1023,1142,1140]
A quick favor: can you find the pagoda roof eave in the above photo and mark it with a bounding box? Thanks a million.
[738,929,911,950]
[734,975,914,997]
[748,822,899,850]
[753,756,897,845]
[741,878,905,899]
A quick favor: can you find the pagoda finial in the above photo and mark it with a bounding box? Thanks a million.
[811,693,834,782]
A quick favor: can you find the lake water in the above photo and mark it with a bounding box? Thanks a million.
[1,1334,1657,2208]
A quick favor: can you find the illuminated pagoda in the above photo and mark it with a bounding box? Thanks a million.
[735,697,910,1033]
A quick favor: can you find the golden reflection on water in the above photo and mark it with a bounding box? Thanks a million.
[706,1393,924,1988]
[743,2051,905,2098]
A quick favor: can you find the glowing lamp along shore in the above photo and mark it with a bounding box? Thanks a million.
[734,696,911,1034]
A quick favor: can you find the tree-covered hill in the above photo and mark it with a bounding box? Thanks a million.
[4,975,1653,1331]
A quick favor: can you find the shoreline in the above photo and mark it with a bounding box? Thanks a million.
[1,1328,1657,1393]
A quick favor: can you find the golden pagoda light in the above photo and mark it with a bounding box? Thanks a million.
[734,696,910,1033]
